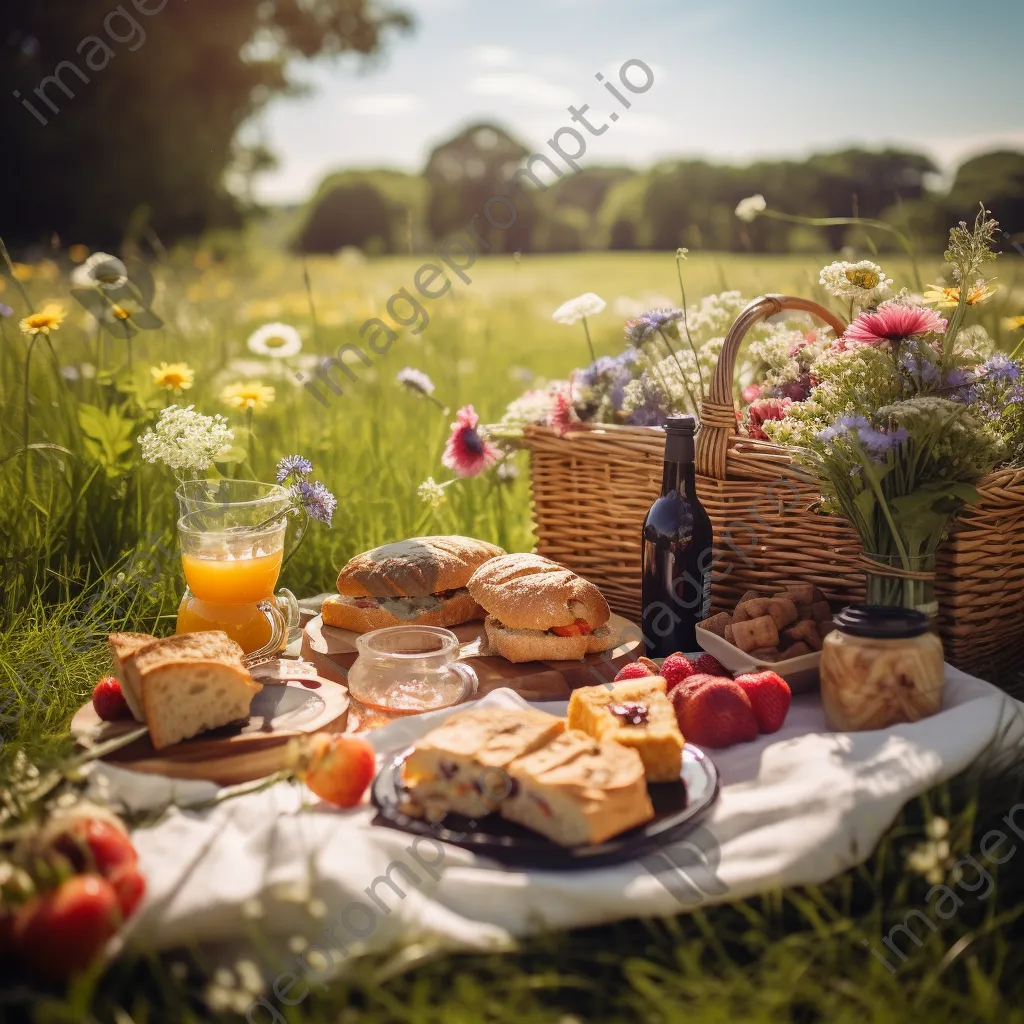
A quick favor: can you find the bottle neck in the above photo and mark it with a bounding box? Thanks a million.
[662,431,696,495]
[662,459,696,495]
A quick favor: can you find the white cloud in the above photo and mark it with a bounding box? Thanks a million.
[613,112,672,135]
[344,93,422,116]
[469,72,574,108]
[470,45,519,69]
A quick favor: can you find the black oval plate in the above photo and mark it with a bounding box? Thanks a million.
[370,743,720,869]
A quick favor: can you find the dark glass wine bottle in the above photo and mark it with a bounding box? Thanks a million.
[641,416,714,657]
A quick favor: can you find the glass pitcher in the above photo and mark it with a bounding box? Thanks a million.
[175,479,301,659]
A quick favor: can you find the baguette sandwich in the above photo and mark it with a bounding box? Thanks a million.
[322,535,504,632]
[467,553,617,663]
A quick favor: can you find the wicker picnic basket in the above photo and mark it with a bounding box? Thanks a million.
[526,294,1024,677]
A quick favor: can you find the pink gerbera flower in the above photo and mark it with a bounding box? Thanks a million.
[746,397,792,441]
[442,405,499,477]
[838,301,947,351]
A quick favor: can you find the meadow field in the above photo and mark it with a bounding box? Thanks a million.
[3,246,1024,1022]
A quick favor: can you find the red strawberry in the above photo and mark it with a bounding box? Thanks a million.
[299,733,377,808]
[92,677,131,721]
[667,674,720,729]
[679,678,759,748]
[735,671,791,734]
[613,662,653,682]
[14,874,120,982]
[52,818,137,878]
[108,863,146,919]
[692,653,727,677]
[661,652,697,688]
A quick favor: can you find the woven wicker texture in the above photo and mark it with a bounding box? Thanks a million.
[526,294,1024,677]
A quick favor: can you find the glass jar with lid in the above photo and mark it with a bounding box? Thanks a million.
[820,605,945,732]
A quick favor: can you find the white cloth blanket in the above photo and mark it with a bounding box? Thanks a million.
[103,666,1022,1000]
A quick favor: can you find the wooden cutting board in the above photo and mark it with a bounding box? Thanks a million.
[300,613,642,703]
[71,661,349,785]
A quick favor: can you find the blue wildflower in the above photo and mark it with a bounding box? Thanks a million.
[0,302,12,318]
[981,353,1021,384]
[624,308,685,346]
[276,454,314,484]
[817,415,870,443]
[856,423,909,460]
[290,479,337,526]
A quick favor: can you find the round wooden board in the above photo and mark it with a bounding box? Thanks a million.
[71,663,349,786]
[300,612,642,703]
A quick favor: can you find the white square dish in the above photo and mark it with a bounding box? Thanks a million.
[695,626,821,694]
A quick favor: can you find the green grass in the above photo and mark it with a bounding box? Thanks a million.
[3,246,1024,1022]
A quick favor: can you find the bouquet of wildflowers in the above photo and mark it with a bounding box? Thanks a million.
[749,207,1022,612]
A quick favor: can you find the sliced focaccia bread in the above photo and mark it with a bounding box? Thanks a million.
[140,660,262,750]
[400,707,565,819]
[501,729,654,846]
[107,632,156,722]
[568,677,684,783]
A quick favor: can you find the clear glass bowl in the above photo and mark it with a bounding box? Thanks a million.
[347,626,477,725]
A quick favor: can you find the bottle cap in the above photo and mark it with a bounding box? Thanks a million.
[833,604,931,639]
[665,416,696,436]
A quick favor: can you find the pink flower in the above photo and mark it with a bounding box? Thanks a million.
[839,301,947,351]
[741,384,762,404]
[746,397,792,441]
[442,405,499,477]
[547,388,575,436]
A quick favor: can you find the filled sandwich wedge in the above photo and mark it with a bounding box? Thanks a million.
[322,535,505,632]
[468,552,618,662]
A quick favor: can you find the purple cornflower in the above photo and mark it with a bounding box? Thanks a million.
[276,454,314,484]
[624,308,685,346]
[290,479,337,526]
[855,423,909,460]
[817,415,870,443]
[899,352,940,386]
[981,353,1021,384]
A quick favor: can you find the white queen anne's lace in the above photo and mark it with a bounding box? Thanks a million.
[138,405,234,474]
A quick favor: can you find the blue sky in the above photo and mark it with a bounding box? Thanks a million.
[253,0,1024,203]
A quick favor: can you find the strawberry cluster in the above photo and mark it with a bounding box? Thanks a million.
[613,655,791,749]
[1,809,146,982]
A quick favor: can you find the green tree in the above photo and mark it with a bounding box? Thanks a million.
[0,0,411,246]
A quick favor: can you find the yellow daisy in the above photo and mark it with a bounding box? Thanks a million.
[220,381,275,412]
[11,262,34,282]
[151,362,195,392]
[923,281,998,308]
[20,303,65,336]
[1004,316,1024,331]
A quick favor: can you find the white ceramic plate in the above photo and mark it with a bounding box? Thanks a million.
[695,626,821,694]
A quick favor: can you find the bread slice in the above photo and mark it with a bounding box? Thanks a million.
[401,707,565,819]
[122,630,246,705]
[483,616,619,664]
[107,632,156,722]
[141,660,262,750]
[322,588,484,633]
[336,536,505,598]
[467,553,610,632]
[568,677,684,783]
[501,729,654,846]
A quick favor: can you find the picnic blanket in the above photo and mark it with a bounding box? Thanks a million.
[100,665,1023,999]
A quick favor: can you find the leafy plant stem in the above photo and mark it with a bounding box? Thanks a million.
[581,316,596,364]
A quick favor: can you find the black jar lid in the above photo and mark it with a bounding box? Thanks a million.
[834,604,930,639]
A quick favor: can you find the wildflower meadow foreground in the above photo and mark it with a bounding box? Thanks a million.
[2,220,1024,1024]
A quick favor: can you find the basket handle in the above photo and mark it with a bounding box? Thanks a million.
[695,294,847,479]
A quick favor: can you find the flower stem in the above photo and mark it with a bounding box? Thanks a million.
[581,317,596,364]
[657,328,699,413]
[21,334,38,497]
[246,406,254,467]
[675,260,705,395]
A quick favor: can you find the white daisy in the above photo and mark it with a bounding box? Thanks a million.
[246,322,303,359]
[819,261,893,306]
[552,292,606,325]
[71,252,128,291]
[735,195,767,223]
